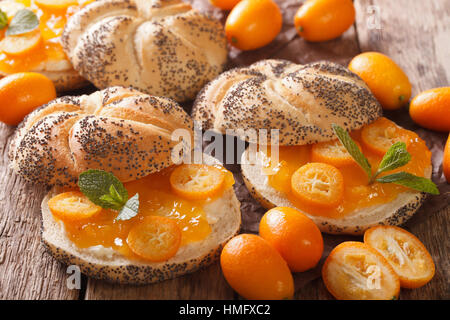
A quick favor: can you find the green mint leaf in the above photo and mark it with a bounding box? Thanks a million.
[6,9,38,36]
[78,169,129,209]
[374,142,411,179]
[109,184,124,204]
[0,10,7,30]
[332,124,372,180]
[376,172,439,195]
[99,194,123,210]
[116,194,139,221]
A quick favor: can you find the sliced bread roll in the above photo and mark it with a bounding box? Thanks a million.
[41,154,241,284]
[241,148,430,235]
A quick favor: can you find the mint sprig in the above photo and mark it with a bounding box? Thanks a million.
[376,172,439,195]
[370,142,411,183]
[0,10,7,30]
[6,9,38,36]
[78,169,139,220]
[331,124,439,195]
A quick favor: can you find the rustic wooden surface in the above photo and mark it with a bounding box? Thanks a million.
[0,0,449,300]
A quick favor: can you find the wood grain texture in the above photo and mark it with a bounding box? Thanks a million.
[0,124,79,300]
[1,0,448,300]
[293,0,450,300]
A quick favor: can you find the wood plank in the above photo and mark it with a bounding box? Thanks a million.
[0,124,79,300]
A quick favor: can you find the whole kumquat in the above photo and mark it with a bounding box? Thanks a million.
[225,0,282,51]
[294,0,355,42]
[209,0,241,10]
[409,87,450,132]
[259,207,323,272]
[220,234,294,300]
[349,52,411,110]
[444,134,450,183]
[0,72,56,125]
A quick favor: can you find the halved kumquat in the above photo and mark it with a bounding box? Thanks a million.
[48,191,102,221]
[35,0,79,10]
[127,216,182,262]
[322,241,400,300]
[361,117,416,156]
[291,162,344,208]
[170,164,226,200]
[0,29,42,56]
[311,139,362,167]
[364,226,435,289]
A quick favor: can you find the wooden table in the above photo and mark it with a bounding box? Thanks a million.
[0,0,449,300]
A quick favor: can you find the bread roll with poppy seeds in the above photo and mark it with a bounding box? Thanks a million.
[192,59,382,145]
[9,86,193,187]
[241,149,431,235]
[62,0,228,102]
[42,188,241,284]
[41,153,242,285]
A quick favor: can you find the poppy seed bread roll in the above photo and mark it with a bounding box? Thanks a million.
[62,0,228,102]
[9,87,193,187]
[192,59,383,145]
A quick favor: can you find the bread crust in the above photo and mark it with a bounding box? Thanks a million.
[192,59,383,145]
[41,154,242,284]
[9,86,193,187]
[62,0,228,102]
[241,148,430,235]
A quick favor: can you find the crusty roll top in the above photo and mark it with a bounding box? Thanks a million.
[9,87,193,187]
[62,0,228,102]
[192,59,383,145]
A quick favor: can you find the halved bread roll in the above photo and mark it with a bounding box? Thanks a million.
[241,148,430,235]
[41,153,241,284]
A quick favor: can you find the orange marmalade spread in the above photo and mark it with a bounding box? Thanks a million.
[0,0,93,73]
[262,118,431,219]
[53,165,234,261]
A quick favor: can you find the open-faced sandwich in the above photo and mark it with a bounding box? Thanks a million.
[0,0,89,91]
[9,86,241,284]
[192,59,437,235]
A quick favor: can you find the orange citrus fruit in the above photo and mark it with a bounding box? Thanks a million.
[259,207,323,272]
[170,164,225,200]
[220,234,294,300]
[311,139,362,167]
[444,134,450,183]
[364,226,435,289]
[127,216,182,262]
[361,117,416,156]
[294,0,355,42]
[209,0,241,10]
[0,72,56,125]
[225,0,282,51]
[48,191,102,221]
[349,52,411,110]
[409,87,450,132]
[322,241,400,300]
[291,162,344,208]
